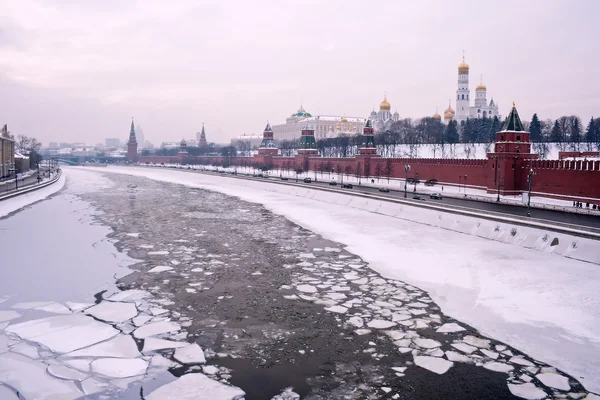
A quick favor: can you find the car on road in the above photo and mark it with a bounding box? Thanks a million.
[430,193,443,200]
[341,183,353,189]
[329,181,337,186]
[280,177,289,181]
[378,187,390,192]
[303,178,312,183]
[413,195,425,200]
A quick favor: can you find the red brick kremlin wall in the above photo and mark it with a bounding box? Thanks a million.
[138,153,600,201]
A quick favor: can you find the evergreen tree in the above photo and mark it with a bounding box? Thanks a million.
[444,120,459,144]
[489,116,501,140]
[585,117,595,143]
[529,113,542,142]
[570,116,582,143]
[550,120,562,142]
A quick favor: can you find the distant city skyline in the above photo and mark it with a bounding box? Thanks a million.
[0,0,598,146]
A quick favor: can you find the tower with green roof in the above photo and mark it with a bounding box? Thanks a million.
[486,102,537,196]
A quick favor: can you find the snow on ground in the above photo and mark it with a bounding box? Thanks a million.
[85,165,600,393]
[0,172,66,218]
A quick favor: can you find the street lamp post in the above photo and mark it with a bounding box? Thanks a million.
[527,168,536,217]
[404,164,411,198]
[464,175,468,197]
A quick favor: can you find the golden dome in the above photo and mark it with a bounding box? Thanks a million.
[444,111,454,120]
[476,76,486,90]
[341,116,348,122]
[458,55,469,74]
[444,100,455,116]
[432,111,441,120]
[379,94,391,111]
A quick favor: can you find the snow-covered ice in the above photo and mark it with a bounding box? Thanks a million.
[507,382,547,399]
[47,364,88,381]
[536,372,571,390]
[148,266,174,273]
[143,338,189,352]
[90,358,148,378]
[146,372,245,400]
[86,301,138,323]
[6,314,119,353]
[66,334,140,358]
[0,311,20,323]
[133,321,180,339]
[0,352,82,400]
[297,284,318,294]
[414,356,453,375]
[483,361,514,373]
[413,338,441,349]
[436,323,466,333]
[367,320,396,329]
[174,344,206,364]
[108,290,151,303]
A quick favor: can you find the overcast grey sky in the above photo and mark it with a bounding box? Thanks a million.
[0,0,598,145]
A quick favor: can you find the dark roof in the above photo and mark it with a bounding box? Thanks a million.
[264,122,273,132]
[502,103,525,132]
[364,119,373,129]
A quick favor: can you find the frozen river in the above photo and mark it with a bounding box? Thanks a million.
[1,167,599,400]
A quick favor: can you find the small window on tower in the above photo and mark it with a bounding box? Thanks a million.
[462,94,464,100]
[517,135,521,142]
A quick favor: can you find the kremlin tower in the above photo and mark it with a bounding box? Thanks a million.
[127,118,138,163]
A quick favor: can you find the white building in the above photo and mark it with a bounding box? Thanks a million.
[452,56,500,125]
[369,94,400,132]
[272,104,366,141]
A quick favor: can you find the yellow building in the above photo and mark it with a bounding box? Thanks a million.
[1,124,15,179]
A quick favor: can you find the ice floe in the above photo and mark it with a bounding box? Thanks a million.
[507,382,547,399]
[436,323,466,333]
[0,310,21,323]
[143,338,189,352]
[483,361,513,373]
[91,357,148,378]
[366,320,396,329]
[148,266,174,273]
[66,335,140,358]
[0,353,83,399]
[536,372,570,390]
[6,315,119,353]
[133,321,180,339]
[108,289,151,303]
[174,344,206,364]
[47,364,88,381]
[414,356,453,374]
[86,301,138,323]
[146,372,245,400]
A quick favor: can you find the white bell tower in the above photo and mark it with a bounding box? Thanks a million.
[455,52,470,124]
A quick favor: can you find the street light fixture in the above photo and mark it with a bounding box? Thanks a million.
[527,168,536,217]
[404,164,411,198]
[464,175,468,197]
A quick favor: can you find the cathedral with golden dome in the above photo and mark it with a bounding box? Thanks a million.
[369,94,400,131]
[450,56,500,124]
